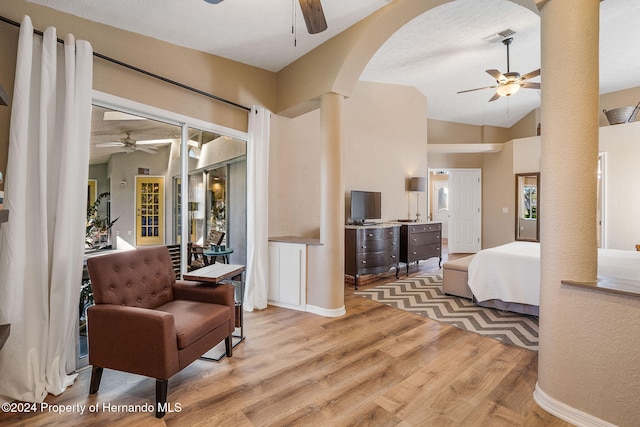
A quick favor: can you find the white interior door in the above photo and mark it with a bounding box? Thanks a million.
[447,169,481,254]
[433,180,449,239]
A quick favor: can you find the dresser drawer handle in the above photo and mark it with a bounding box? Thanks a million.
[362,260,367,264]
[436,235,440,239]
[362,245,367,249]
[435,247,440,251]
[367,233,373,237]
[412,238,417,242]
[412,251,417,255]
[391,255,396,259]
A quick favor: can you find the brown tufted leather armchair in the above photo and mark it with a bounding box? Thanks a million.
[86,246,235,418]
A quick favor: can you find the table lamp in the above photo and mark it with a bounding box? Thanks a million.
[410,177,426,222]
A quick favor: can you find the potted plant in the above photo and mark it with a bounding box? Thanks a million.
[81,192,118,329]
[86,192,118,248]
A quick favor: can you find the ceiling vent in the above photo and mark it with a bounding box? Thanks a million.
[482,28,517,43]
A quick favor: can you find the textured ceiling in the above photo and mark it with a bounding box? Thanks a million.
[27,0,640,128]
[26,0,391,72]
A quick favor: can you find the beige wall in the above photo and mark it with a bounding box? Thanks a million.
[269,81,429,234]
[598,121,640,250]
[513,136,542,173]
[427,119,487,144]
[482,141,516,248]
[269,111,322,238]
[509,109,539,139]
[427,119,518,144]
[344,82,429,222]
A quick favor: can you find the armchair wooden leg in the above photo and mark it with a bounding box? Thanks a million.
[156,379,168,418]
[89,366,103,394]
[225,334,233,357]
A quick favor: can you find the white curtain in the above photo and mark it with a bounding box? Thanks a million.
[244,106,271,311]
[0,16,93,402]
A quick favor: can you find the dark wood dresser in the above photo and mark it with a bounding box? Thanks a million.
[345,224,400,289]
[400,222,442,275]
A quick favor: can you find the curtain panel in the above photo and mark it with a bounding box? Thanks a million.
[244,106,271,311]
[0,16,93,402]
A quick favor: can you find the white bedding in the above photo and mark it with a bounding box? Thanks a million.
[467,242,640,307]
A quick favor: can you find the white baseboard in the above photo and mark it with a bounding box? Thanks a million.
[534,383,616,427]
[305,304,346,318]
[267,300,306,312]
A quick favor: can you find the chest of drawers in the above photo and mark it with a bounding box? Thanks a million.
[400,222,442,275]
[345,225,400,289]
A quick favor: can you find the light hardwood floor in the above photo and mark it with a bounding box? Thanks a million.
[0,249,569,426]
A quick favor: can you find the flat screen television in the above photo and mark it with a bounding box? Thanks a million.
[350,190,381,225]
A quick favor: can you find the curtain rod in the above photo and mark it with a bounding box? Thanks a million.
[0,15,251,112]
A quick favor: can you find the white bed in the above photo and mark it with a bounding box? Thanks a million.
[467,242,640,316]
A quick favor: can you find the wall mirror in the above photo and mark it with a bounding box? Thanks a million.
[515,172,539,242]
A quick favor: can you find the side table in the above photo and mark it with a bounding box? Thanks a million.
[203,247,234,264]
[183,263,245,361]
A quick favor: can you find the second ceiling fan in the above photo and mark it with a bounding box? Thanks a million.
[96,132,162,154]
[458,38,540,102]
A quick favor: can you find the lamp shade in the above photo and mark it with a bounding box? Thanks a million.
[409,177,426,192]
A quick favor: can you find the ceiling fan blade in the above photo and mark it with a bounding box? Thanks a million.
[136,138,173,145]
[521,69,541,80]
[521,82,541,89]
[136,146,158,154]
[299,0,328,34]
[486,69,506,82]
[488,92,501,102]
[96,142,124,147]
[457,85,497,94]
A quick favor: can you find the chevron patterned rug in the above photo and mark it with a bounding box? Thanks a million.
[355,273,539,351]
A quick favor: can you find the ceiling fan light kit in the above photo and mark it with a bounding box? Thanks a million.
[457,37,540,102]
[496,82,521,97]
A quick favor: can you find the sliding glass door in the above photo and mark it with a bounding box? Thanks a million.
[81,96,248,371]
[177,126,247,266]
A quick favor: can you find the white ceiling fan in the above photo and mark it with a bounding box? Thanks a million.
[96,132,169,154]
[458,38,541,102]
